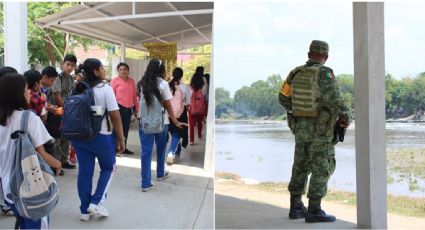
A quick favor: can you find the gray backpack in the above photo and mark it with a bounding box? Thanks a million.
[7,110,59,221]
[139,93,164,134]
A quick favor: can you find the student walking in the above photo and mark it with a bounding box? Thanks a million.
[189,67,206,144]
[0,74,61,229]
[65,58,125,221]
[167,67,190,165]
[137,59,184,192]
[111,63,139,156]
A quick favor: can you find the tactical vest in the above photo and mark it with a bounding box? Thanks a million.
[290,65,321,117]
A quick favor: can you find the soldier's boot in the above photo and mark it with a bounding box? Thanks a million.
[289,195,307,219]
[305,199,336,223]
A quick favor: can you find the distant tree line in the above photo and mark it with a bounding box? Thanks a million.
[216,72,425,119]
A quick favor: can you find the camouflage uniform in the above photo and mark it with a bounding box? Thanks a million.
[279,40,352,207]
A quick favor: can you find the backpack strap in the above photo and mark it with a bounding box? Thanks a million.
[20,110,31,133]
[103,109,111,132]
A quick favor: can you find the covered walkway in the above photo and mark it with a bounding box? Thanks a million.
[0,125,213,229]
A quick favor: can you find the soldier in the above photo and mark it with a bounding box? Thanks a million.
[279,40,352,223]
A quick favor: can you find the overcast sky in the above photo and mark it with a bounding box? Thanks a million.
[214,1,425,96]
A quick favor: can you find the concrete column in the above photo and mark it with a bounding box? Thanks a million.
[120,43,126,63]
[353,2,387,229]
[204,13,214,173]
[4,2,28,73]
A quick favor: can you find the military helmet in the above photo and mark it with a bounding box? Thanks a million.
[309,40,329,55]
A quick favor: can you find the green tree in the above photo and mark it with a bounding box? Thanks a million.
[1,2,111,66]
[233,75,284,118]
[215,87,233,118]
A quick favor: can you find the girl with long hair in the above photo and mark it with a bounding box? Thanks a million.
[69,58,125,221]
[166,67,191,165]
[137,59,184,191]
[0,74,61,229]
[189,66,207,144]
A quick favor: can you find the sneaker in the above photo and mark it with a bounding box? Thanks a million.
[123,149,134,155]
[80,213,91,221]
[141,184,154,192]
[116,152,124,157]
[157,171,169,181]
[1,205,13,216]
[62,162,77,169]
[167,154,174,165]
[87,203,109,217]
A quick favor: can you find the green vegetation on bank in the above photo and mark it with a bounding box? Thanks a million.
[0,2,112,66]
[216,73,425,120]
[216,172,425,218]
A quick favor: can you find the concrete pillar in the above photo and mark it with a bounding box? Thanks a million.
[204,14,214,173]
[120,43,126,63]
[4,2,28,73]
[353,2,387,229]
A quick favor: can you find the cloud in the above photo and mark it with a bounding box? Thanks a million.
[214,1,425,95]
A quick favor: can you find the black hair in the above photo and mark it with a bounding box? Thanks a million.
[0,74,29,126]
[0,66,18,78]
[41,66,58,78]
[23,69,42,89]
[74,64,84,75]
[80,58,103,87]
[190,66,205,91]
[117,62,129,71]
[169,67,183,95]
[63,54,77,64]
[137,59,163,106]
[195,66,204,75]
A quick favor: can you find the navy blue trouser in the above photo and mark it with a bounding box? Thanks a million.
[71,134,116,214]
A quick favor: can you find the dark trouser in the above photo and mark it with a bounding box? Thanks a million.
[6,201,49,229]
[288,142,335,204]
[118,104,133,148]
[189,114,203,142]
[57,137,70,164]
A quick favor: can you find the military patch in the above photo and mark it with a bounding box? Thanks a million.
[326,71,335,79]
[280,81,291,97]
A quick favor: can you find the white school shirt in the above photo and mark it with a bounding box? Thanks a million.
[157,78,173,125]
[179,83,191,106]
[92,82,120,135]
[0,110,52,203]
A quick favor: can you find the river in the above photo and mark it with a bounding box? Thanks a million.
[215,121,425,198]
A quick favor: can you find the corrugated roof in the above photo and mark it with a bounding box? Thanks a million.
[36,2,213,51]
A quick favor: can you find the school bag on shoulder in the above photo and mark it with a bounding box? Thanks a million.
[190,89,206,115]
[61,81,108,141]
[139,93,164,134]
[170,83,184,118]
[7,110,58,221]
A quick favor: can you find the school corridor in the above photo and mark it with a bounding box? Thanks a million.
[0,123,213,229]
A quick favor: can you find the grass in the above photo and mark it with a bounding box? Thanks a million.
[216,171,425,218]
[387,148,425,181]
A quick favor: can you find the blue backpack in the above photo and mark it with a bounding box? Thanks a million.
[61,81,108,141]
[8,110,58,221]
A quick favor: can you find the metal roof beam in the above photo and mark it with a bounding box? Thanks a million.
[167,3,211,43]
[39,2,113,28]
[137,24,212,43]
[59,9,213,25]
[84,5,175,46]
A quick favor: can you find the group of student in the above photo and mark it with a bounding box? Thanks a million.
[0,54,209,229]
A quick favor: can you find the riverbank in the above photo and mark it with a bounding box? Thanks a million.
[216,172,425,218]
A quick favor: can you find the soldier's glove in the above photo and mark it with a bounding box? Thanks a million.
[333,119,347,144]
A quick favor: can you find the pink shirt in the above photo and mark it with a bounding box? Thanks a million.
[111,76,139,113]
